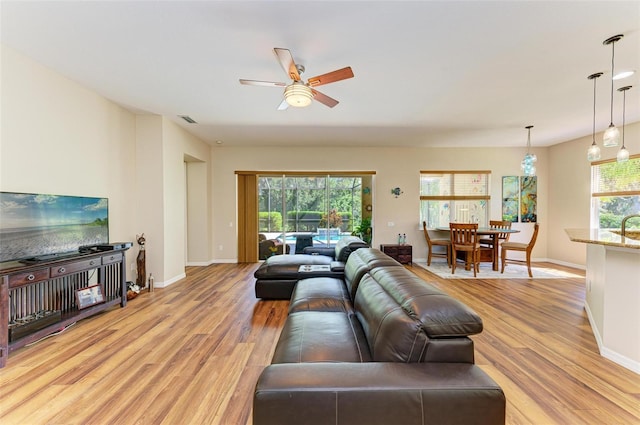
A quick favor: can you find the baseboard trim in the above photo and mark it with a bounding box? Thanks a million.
[154,272,186,289]
[416,256,586,271]
[186,259,238,266]
[584,302,640,375]
[545,258,585,270]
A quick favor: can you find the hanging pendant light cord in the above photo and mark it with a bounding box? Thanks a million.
[593,77,597,142]
[621,88,626,147]
[609,41,615,125]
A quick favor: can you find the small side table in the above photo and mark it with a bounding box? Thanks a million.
[380,244,412,265]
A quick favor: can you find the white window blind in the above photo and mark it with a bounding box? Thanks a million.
[420,171,491,227]
[590,154,640,229]
[592,155,640,198]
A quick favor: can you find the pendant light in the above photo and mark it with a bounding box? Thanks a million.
[587,72,603,161]
[602,34,623,147]
[616,85,631,162]
[520,125,536,176]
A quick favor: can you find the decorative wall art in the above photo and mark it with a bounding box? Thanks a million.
[391,187,403,198]
[520,176,537,223]
[502,176,519,222]
[501,176,538,223]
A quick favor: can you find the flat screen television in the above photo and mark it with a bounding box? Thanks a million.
[0,191,108,263]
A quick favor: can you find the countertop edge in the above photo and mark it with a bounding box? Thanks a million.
[565,228,640,250]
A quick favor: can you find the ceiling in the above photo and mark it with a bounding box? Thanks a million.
[1,1,639,149]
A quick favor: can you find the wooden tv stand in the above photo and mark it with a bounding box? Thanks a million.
[0,248,129,368]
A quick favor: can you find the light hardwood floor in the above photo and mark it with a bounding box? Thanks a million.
[0,261,638,424]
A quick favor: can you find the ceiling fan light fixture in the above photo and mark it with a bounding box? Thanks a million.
[284,83,313,107]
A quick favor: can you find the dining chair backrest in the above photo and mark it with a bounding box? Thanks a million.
[423,221,451,266]
[527,223,540,250]
[501,223,540,277]
[449,222,478,247]
[422,221,434,245]
[489,220,513,242]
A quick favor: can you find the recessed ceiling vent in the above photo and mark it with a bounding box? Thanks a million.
[179,115,197,124]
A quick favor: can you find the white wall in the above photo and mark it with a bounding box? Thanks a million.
[160,118,211,283]
[186,160,210,265]
[133,115,212,285]
[1,44,138,275]
[135,115,165,283]
[1,45,212,286]
[211,145,548,264]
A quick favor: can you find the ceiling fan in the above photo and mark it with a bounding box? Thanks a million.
[239,47,354,110]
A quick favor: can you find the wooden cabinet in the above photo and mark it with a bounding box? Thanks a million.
[0,249,129,368]
[380,244,412,265]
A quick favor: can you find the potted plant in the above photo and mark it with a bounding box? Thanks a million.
[353,217,372,245]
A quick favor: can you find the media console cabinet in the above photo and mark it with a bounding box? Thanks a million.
[0,248,129,368]
[380,243,413,265]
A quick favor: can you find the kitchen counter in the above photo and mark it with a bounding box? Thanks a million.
[566,228,640,375]
[565,228,640,249]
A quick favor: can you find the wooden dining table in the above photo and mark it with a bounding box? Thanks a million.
[436,226,520,271]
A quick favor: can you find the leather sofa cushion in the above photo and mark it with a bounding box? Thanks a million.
[354,267,483,362]
[254,362,505,425]
[288,248,403,314]
[288,277,353,314]
[369,267,483,337]
[303,246,335,257]
[254,255,333,280]
[272,311,372,363]
[261,254,333,267]
[329,261,345,272]
[343,248,402,300]
[334,236,369,262]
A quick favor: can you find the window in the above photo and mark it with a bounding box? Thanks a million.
[591,155,640,229]
[420,171,491,228]
[257,173,374,249]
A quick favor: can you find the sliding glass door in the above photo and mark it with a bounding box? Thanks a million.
[258,174,369,257]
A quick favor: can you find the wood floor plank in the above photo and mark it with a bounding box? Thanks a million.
[0,262,638,425]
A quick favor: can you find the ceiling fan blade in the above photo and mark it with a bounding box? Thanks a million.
[277,99,289,111]
[274,48,301,82]
[239,79,286,87]
[311,89,339,108]
[307,67,354,87]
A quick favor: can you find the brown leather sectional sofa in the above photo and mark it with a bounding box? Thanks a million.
[254,235,369,299]
[253,248,505,425]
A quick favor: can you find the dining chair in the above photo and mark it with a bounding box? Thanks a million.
[480,221,512,269]
[449,222,481,277]
[501,223,540,277]
[479,220,512,247]
[422,221,451,266]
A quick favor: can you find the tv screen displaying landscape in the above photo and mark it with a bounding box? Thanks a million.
[0,192,108,263]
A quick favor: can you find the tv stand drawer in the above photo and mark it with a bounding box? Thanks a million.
[50,258,101,278]
[8,269,50,288]
[102,252,123,265]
